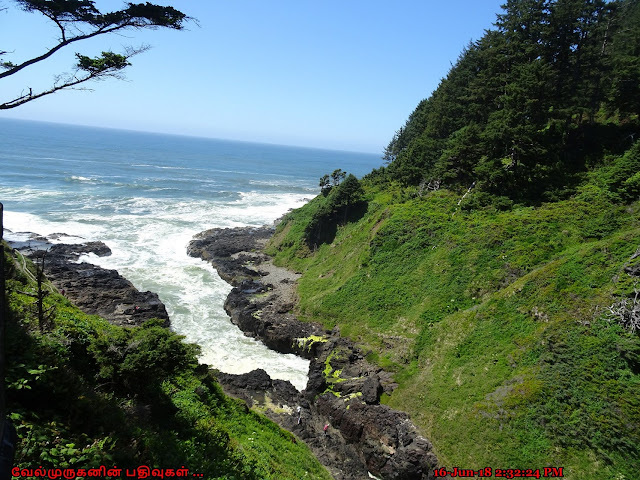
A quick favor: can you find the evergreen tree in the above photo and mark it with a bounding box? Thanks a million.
[382,0,640,203]
[544,0,611,126]
[606,0,640,118]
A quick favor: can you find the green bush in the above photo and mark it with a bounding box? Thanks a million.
[304,174,366,248]
[622,171,640,201]
[590,141,640,201]
[4,249,332,479]
[89,319,200,398]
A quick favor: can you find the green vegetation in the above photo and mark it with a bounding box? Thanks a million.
[3,246,331,479]
[269,164,640,479]
[265,1,640,478]
[378,0,640,205]
[294,335,328,353]
[304,172,366,249]
[4,1,640,478]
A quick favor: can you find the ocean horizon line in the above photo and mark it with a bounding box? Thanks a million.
[0,116,383,158]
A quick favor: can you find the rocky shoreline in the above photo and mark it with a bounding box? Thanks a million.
[8,228,438,478]
[188,226,438,480]
[8,234,169,327]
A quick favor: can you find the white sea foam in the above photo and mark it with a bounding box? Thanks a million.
[3,192,312,390]
[68,176,94,183]
[0,186,67,202]
[3,211,102,242]
[1,122,383,392]
[89,209,311,390]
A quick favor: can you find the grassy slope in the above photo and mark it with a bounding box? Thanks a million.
[267,179,640,479]
[4,247,331,480]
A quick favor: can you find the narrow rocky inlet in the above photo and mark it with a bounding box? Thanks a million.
[188,226,438,480]
[8,229,438,479]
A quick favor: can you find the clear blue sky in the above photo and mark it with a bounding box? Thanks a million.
[0,1,505,153]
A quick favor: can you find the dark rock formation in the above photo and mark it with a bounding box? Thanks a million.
[224,285,324,357]
[187,226,273,284]
[189,226,327,357]
[189,226,438,480]
[316,395,437,480]
[213,368,369,480]
[50,241,112,258]
[11,236,169,327]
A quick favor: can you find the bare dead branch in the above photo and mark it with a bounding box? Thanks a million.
[605,285,640,333]
[418,179,442,197]
[458,181,477,206]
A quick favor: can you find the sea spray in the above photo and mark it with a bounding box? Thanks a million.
[0,118,382,391]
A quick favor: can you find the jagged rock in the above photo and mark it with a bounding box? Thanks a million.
[362,375,382,405]
[316,395,437,480]
[189,226,273,259]
[50,241,112,258]
[218,368,273,391]
[307,337,386,403]
[224,286,323,357]
[15,237,169,327]
[190,226,439,480]
[187,227,273,285]
[215,368,301,409]
[190,226,328,357]
[215,368,371,480]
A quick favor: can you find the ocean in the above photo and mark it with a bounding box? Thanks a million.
[0,118,382,390]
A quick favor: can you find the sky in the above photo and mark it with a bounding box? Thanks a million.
[0,1,506,153]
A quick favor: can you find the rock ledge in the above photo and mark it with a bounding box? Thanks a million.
[10,234,169,327]
[189,226,438,480]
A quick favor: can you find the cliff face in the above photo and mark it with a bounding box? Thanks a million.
[188,226,438,480]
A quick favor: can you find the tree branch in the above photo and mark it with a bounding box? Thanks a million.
[1,1,189,108]
[1,1,189,79]
[0,47,146,109]
[0,23,129,79]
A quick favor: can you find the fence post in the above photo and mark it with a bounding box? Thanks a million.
[0,202,5,442]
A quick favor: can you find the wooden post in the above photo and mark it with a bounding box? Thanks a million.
[0,202,5,440]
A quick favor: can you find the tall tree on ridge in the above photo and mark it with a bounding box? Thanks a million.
[606,0,640,118]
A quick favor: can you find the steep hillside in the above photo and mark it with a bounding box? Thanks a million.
[265,1,640,478]
[268,160,640,479]
[2,245,331,480]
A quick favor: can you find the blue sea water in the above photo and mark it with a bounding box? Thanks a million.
[0,117,382,389]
